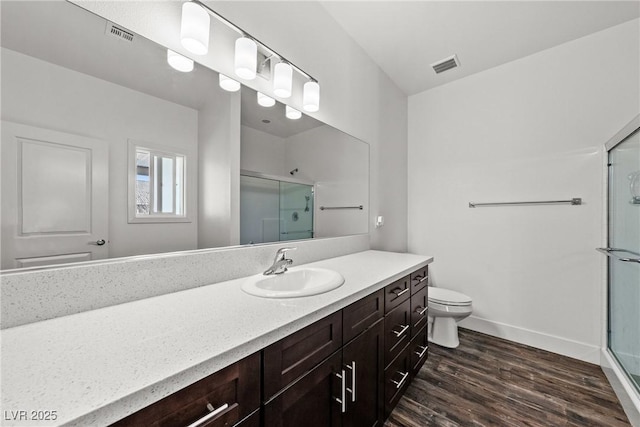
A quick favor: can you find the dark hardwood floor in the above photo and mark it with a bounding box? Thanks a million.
[385,328,630,427]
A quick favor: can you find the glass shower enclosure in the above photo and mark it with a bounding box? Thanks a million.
[240,174,314,245]
[603,121,640,394]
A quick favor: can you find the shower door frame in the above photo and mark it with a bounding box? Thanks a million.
[601,114,640,423]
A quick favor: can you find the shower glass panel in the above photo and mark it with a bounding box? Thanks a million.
[608,127,640,392]
[240,175,314,245]
[279,182,314,241]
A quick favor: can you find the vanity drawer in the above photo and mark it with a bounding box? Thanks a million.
[384,298,411,367]
[409,326,429,378]
[263,311,342,400]
[384,346,411,417]
[384,275,410,314]
[410,266,429,294]
[410,286,428,333]
[343,289,384,343]
[111,352,260,427]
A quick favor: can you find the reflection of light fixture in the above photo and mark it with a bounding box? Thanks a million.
[219,74,240,92]
[286,105,302,120]
[257,92,275,107]
[180,1,320,110]
[180,2,210,55]
[303,81,320,112]
[235,36,257,80]
[274,62,293,98]
[167,49,194,72]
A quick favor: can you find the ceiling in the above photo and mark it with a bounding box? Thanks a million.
[321,1,640,95]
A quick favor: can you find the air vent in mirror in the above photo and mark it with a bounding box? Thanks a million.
[431,55,460,74]
[105,22,134,43]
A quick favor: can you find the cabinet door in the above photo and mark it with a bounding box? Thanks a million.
[410,266,429,294]
[343,289,384,344]
[384,298,411,367]
[111,353,260,427]
[384,275,410,314]
[384,348,411,417]
[264,352,343,427]
[342,319,384,427]
[264,311,342,399]
[409,326,429,378]
[410,286,428,333]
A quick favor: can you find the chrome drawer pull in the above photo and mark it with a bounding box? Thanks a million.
[414,345,428,359]
[334,369,347,413]
[391,287,409,297]
[415,306,428,316]
[186,403,229,427]
[392,324,409,338]
[346,361,356,402]
[413,275,428,284]
[391,371,409,389]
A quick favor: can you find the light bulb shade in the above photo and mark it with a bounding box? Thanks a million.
[303,81,320,112]
[219,74,240,92]
[180,2,210,55]
[273,62,293,98]
[285,105,302,120]
[234,37,257,80]
[257,92,276,107]
[167,49,194,72]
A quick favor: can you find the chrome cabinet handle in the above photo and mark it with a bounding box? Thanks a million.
[391,371,409,389]
[415,306,428,316]
[334,369,346,413]
[414,345,428,359]
[392,324,409,338]
[391,287,409,297]
[346,361,356,402]
[90,239,106,246]
[186,403,229,427]
[414,275,428,284]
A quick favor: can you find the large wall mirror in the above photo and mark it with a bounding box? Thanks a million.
[0,0,369,271]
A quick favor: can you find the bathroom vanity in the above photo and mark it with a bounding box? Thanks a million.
[113,259,430,426]
[0,250,432,426]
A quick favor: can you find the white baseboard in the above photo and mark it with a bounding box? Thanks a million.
[459,315,600,364]
[601,349,640,427]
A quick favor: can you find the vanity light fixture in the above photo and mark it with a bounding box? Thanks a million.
[273,62,293,98]
[219,74,240,92]
[235,36,257,80]
[285,105,302,120]
[303,81,320,112]
[180,1,210,55]
[167,49,194,72]
[180,1,320,110]
[257,92,276,107]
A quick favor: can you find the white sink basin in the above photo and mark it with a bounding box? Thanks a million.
[241,267,345,298]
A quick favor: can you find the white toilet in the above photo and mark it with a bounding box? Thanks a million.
[427,287,473,348]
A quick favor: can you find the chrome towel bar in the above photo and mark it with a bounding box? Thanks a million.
[320,205,363,210]
[469,198,582,208]
[596,248,640,264]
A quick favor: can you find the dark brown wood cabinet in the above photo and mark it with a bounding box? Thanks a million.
[112,264,429,427]
[111,352,260,427]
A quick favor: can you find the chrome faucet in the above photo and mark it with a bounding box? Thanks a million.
[263,247,296,275]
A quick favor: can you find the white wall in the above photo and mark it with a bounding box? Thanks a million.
[198,86,241,249]
[1,48,199,258]
[408,19,640,364]
[285,125,369,238]
[71,0,409,252]
[240,125,287,176]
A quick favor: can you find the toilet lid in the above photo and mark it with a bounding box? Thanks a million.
[429,287,472,306]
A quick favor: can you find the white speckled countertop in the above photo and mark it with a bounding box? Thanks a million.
[0,250,432,426]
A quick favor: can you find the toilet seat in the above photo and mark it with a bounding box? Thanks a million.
[428,287,472,307]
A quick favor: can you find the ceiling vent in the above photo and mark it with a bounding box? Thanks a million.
[105,21,134,43]
[431,54,460,74]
